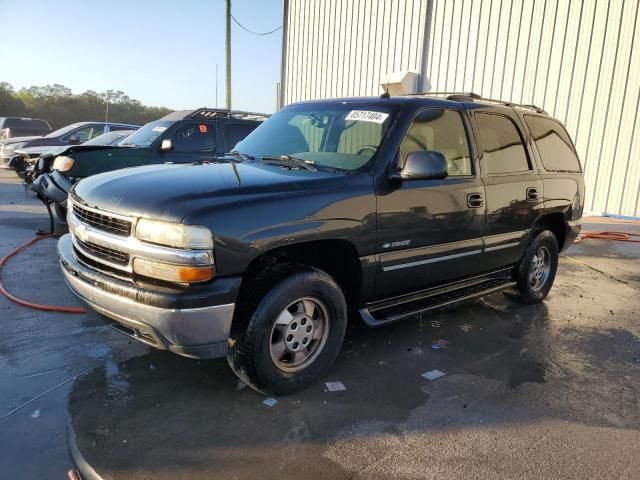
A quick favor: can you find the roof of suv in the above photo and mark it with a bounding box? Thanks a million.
[293,92,548,115]
[160,108,270,122]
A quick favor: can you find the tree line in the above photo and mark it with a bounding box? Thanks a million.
[0,82,173,130]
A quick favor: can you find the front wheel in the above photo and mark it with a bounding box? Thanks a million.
[516,230,559,303]
[227,267,347,395]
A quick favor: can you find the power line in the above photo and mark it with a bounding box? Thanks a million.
[231,14,281,35]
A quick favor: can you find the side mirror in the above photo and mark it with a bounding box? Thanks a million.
[160,139,173,152]
[68,135,81,145]
[391,150,448,181]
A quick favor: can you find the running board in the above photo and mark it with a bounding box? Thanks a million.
[360,269,516,327]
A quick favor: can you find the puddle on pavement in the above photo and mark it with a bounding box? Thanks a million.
[67,290,553,476]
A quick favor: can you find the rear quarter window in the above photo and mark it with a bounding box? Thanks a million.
[475,112,530,174]
[524,115,581,172]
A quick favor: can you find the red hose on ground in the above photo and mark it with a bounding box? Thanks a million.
[576,231,640,243]
[0,234,86,313]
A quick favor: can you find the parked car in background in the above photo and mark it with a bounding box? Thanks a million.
[1,121,139,166]
[24,130,134,184]
[58,93,584,395]
[34,108,265,220]
[0,117,51,139]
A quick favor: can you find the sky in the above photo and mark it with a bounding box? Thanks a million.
[1,0,283,113]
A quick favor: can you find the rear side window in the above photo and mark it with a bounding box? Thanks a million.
[399,109,472,176]
[476,113,530,174]
[223,124,256,151]
[524,115,581,172]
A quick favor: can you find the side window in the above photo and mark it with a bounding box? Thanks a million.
[476,113,530,174]
[170,123,215,152]
[399,109,472,176]
[69,125,105,142]
[524,115,581,172]
[224,124,256,151]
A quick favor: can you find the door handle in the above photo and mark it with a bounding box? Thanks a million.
[467,192,484,208]
[526,187,539,201]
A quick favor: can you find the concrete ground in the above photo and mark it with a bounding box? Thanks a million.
[0,167,638,479]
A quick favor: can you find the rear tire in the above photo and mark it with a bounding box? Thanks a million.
[516,230,558,304]
[227,267,347,396]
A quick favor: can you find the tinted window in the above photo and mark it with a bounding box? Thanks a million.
[68,125,106,142]
[524,115,581,172]
[399,109,472,176]
[224,124,256,151]
[171,123,215,152]
[476,113,530,174]
[4,118,50,130]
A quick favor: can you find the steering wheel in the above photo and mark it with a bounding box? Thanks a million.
[357,145,379,155]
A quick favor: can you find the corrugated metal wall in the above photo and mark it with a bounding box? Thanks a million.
[282,0,640,217]
[282,0,431,101]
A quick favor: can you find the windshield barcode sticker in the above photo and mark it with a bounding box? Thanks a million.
[345,110,389,124]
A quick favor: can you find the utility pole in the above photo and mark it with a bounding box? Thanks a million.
[225,0,231,110]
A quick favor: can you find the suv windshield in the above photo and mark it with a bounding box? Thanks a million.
[119,120,174,147]
[83,131,129,146]
[235,103,397,171]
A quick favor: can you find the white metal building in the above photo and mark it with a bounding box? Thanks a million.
[280,0,640,217]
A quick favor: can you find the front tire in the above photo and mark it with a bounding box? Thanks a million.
[516,230,559,303]
[227,267,347,396]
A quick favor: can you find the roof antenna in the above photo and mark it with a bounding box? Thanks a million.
[380,82,390,99]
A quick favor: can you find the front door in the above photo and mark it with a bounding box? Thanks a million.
[155,121,217,164]
[375,108,486,298]
[472,109,544,267]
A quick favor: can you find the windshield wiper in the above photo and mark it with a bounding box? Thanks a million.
[228,150,255,162]
[261,155,317,171]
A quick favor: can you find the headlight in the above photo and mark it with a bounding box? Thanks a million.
[135,218,213,249]
[133,258,215,283]
[52,156,74,172]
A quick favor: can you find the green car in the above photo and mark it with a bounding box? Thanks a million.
[32,108,265,219]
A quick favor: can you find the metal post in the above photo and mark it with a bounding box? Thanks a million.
[225,0,231,110]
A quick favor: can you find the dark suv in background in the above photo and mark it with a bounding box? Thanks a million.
[58,93,584,395]
[33,108,265,219]
[0,116,51,139]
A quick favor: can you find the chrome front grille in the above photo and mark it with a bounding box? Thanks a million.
[75,238,130,265]
[68,198,214,281]
[72,203,132,236]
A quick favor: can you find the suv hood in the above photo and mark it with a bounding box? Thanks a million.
[38,144,122,159]
[72,162,348,222]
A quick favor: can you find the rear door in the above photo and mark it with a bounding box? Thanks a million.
[375,107,486,298]
[472,108,544,267]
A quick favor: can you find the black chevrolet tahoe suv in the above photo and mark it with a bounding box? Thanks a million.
[58,93,584,395]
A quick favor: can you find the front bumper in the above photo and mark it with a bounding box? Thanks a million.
[31,171,72,205]
[58,234,241,359]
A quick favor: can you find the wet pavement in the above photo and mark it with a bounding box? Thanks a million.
[0,167,639,479]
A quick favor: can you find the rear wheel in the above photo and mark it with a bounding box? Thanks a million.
[516,230,558,303]
[227,267,347,395]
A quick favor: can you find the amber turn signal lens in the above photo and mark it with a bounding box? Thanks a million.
[133,258,215,283]
[177,265,215,283]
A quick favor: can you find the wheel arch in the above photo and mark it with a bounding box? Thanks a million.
[230,239,363,336]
